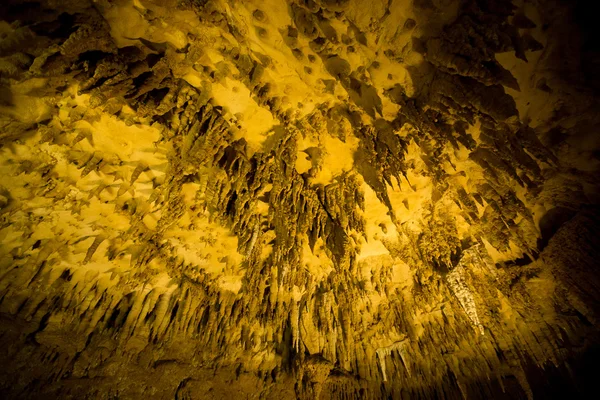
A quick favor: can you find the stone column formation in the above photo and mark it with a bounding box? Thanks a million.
[0,0,599,398]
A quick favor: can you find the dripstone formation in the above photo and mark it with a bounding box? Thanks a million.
[1,0,599,398]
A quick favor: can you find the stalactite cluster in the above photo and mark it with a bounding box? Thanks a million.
[1,0,599,398]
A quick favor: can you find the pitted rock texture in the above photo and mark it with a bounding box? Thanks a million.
[1,0,600,399]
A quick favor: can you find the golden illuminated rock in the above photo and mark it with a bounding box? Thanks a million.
[1,0,599,398]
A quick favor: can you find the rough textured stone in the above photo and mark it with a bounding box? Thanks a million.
[1,0,599,398]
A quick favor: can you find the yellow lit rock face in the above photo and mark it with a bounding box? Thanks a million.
[1,0,600,398]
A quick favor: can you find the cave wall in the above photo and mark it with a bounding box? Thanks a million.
[1,0,599,398]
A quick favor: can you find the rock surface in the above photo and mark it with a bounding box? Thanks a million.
[1,0,599,398]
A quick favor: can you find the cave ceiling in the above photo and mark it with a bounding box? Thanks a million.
[1,0,600,398]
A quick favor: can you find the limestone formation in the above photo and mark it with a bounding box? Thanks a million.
[1,0,599,398]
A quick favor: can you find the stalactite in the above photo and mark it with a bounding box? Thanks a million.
[446,265,485,336]
[376,340,411,382]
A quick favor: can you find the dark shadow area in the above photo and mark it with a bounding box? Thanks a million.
[537,207,578,251]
